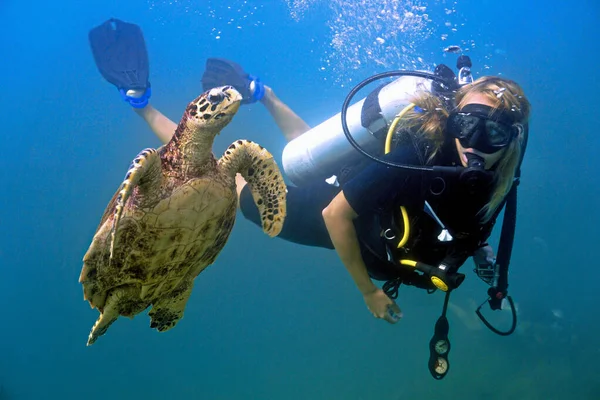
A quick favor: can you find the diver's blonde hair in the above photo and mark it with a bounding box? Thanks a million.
[399,76,531,222]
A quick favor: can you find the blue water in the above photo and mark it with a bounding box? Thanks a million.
[1,0,599,398]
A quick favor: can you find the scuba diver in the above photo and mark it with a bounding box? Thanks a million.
[89,18,531,379]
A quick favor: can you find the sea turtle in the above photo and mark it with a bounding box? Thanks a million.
[79,85,287,345]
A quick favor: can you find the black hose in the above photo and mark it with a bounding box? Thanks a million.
[475,295,517,336]
[340,70,455,171]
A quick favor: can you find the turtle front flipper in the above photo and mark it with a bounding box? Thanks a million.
[148,279,194,332]
[218,139,287,237]
[110,148,162,259]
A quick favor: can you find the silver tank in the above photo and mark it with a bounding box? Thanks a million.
[282,75,432,186]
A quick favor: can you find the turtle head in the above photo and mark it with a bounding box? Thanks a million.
[186,86,242,134]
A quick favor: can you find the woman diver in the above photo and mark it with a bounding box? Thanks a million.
[254,73,528,318]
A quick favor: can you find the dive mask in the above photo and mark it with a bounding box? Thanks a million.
[447,104,521,154]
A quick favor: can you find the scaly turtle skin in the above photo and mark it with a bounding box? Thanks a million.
[79,86,287,345]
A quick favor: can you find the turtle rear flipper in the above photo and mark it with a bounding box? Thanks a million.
[218,139,286,237]
[87,285,146,346]
[148,279,194,332]
[110,148,162,258]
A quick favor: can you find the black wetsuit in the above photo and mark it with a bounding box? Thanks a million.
[239,137,495,283]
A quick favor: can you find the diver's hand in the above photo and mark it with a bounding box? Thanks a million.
[473,244,496,266]
[363,289,402,324]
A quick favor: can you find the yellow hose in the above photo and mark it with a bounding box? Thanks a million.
[384,103,416,155]
[383,103,415,249]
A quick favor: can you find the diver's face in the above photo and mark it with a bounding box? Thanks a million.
[454,93,506,169]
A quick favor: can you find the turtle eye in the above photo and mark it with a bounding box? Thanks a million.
[208,92,225,104]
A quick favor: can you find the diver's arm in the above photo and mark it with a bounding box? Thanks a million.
[260,86,311,142]
[322,191,401,323]
[322,192,376,295]
[133,105,178,145]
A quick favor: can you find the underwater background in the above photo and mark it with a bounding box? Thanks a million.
[1,0,599,398]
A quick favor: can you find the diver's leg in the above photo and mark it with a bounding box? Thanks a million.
[235,174,247,200]
[132,86,310,145]
[133,105,178,145]
[235,86,310,202]
[260,86,311,142]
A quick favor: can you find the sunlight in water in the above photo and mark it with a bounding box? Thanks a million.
[285,0,468,85]
[147,0,501,86]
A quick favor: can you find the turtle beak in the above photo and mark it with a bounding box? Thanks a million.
[208,86,241,113]
[220,85,243,108]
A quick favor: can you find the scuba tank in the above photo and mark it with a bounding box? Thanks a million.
[282,75,432,186]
